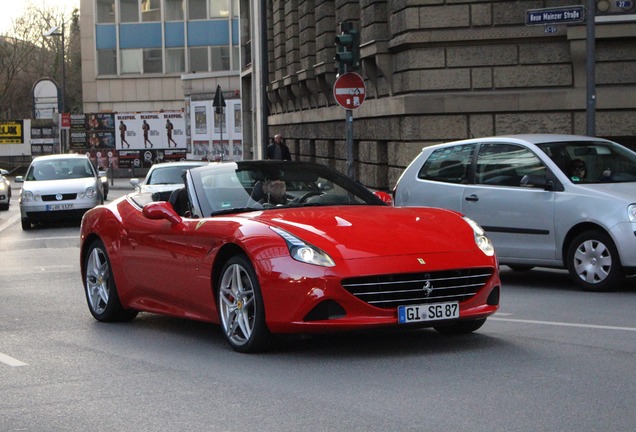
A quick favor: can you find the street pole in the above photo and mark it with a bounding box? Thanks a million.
[586,0,596,136]
[346,109,354,179]
[61,20,66,114]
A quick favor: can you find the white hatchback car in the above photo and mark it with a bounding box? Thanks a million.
[16,154,103,230]
[129,161,207,198]
[394,134,636,291]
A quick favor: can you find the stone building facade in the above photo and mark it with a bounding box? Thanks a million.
[241,0,636,190]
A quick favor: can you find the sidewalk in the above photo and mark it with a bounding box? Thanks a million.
[108,177,136,191]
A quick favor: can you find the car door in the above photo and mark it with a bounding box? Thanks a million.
[118,203,191,307]
[460,142,557,261]
[400,143,475,212]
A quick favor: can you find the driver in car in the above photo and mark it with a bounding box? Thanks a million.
[260,178,288,206]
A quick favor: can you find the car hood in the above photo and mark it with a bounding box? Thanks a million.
[246,206,477,259]
[571,182,636,203]
[23,178,98,193]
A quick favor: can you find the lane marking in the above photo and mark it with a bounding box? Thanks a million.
[491,317,636,332]
[0,352,28,367]
[0,213,20,233]
[13,235,79,242]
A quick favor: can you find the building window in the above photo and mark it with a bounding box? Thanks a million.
[166,48,185,73]
[143,48,163,73]
[231,45,239,70]
[96,0,115,23]
[141,0,161,22]
[189,0,207,20]
[120,0,140,23]
[190,47,209,72]
[121,49,142,74]
[210,0,230,18]
[165,0,184,20]
[97,49,117,75]
[211,46,230,71]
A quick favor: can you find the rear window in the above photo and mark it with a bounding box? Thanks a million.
[417,144,474,184]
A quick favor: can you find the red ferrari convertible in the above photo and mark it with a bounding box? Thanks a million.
[80,161,500,352]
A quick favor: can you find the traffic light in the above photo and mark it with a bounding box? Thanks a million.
[334,22,360,74]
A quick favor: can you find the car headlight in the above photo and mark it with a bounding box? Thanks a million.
[463,216,495,257]
[271,226,335,267]
[84,187,97,199]
[628,204,636,222]
[21,191,35,202]
[100,175,108,183]
[0,183,6,191]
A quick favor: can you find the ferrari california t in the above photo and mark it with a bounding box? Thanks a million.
[80,161,500,352]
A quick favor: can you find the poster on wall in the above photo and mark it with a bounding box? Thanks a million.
[189,99,242,161]
[117,148,187,169]
[69,113,116,150]
[30,120,58,155]
[194,106,207,134]
[115,112,186,150]
[0,120,24,144]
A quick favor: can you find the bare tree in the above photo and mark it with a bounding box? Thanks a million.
[0,4,81,120]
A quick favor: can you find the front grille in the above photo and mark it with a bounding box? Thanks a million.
[341,268,493,309]
[42,193,77,201]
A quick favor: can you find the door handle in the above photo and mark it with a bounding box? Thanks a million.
[465,194,479,202]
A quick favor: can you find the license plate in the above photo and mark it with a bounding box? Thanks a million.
[46,204,74,211]
[398,302,459,324]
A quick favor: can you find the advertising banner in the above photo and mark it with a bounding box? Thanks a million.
[70,113,116,150]
[115,112,186,150]
[0,120,24,144]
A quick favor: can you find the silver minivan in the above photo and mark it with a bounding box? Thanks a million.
[394,134,636,291]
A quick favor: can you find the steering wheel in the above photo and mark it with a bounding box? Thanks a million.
[293,190,324,203]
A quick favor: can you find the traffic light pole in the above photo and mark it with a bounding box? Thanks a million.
[335,21,361,179]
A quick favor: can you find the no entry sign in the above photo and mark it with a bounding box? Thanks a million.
[333,72,366,110]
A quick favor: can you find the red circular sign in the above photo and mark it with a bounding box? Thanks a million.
[333,72,366,110]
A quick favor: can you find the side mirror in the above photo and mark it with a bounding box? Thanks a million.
[15,176,24,183]
[142,201,185,229]
[374,191,394,206]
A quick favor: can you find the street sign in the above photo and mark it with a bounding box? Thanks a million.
[526,5,585,25]
[333,72,366,110]
[213,84,226,114]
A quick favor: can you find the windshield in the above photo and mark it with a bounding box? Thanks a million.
[537,140,636,184]
[147,164,203,185]
[26,159,96,181]
[189,161,384,216]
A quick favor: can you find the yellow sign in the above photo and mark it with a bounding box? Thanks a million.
[0,120,24,144]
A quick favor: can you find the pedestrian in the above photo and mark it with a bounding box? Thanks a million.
[266,134,291,161]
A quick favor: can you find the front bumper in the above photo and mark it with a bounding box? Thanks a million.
[259,252,501,334]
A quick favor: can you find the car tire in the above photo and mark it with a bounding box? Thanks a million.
[21,217,32,230]
[83,239,138,322]
[0,203,8,211]
[434,318,487,335]
[566,230,623,292]
[217,255,271,353]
